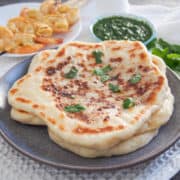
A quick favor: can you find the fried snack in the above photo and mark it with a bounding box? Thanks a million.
[0,26,13,52]
[43,14,69,33]
[20,8,43,21]
[10,44,44,54]
[34,36,63,45]
[0,0,79,54]
[33,22,53,37]
[40,0,60,15]
[5,33,44,53]
[65,7,79,25]
[7,17,34,34]
[57,4,71,13]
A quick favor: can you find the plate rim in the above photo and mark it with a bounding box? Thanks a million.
[0,59,179,171]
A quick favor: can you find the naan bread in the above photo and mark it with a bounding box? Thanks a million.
[9,47,173,158]
[10,55,174,134]
[48,128,158,158]
[8,41,169,152]
[11,108,45,125]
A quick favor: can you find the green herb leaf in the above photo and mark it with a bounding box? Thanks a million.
[101,74,110,82]
[102,65,112,73]
[93,68,104,76]
[109,83,121,93]
[159,38,180,54]
[123,98,135,109]
[165,53,180,69]
[64,104,85,113]
[129,73,142,84]
[93,65,112,82]
[146,38,157,49]
[167,53,180,61]
[146,38,180,75]
[93,65,112,75]
[92,50,103,64]
[64,67,78,79]
[151,47,168,59]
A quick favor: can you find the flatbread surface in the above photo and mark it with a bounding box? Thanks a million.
[8,40,171,152]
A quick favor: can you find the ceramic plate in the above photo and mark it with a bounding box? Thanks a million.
[0,3,81,58]
[0,59,179,170]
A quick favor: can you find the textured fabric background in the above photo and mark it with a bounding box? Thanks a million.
[0,0,179,179]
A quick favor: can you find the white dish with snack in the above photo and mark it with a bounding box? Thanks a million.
[0,2,81,57]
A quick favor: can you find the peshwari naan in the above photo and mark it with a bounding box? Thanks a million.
[8,41,172,155]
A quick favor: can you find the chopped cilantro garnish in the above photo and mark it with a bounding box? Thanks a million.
[101,74,110,82]
[93,68,104,76]
[109,83,121,93]
[64,67,78,79]
[102,65,112,73]
[129,73,141,84]
[123,98,135,109]
[92,50,103,64]
[93,65,112,82]
[64,104,85,113]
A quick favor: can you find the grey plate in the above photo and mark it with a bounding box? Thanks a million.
[0,58,179,171]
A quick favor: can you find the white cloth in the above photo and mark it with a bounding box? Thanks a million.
[0,0,180,179]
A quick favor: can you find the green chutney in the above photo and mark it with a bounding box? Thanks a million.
[92,16,153,43]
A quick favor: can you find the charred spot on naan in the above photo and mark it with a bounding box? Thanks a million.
[32,104,45,109]
[130,108,148,124]
[59,124,65,131]
[9,88,18,95]
[76,52,84,58]
[48,117,56,124]
[46,66,56,76]
[134,41,143,49]
[47,59,56,64]
[39,111,45,118]
[56,47,65,57]
[42,51,51,60]
[56,56,71,70]
[110,57,123,63]
[35,66,43,72]
[69,42,102,50]
[32,104,39,109]
[126,68,135,73]
[59,113,64,119]
[146,76,164,104]
[68,112,92,124]
[139,52,148,61]
[138,65,152,73]
[74,125,125,134]
[86,54,94,60]
[16,97,31,104]
[111,46,122,51]
[16,109,29,114]
[17,74,31,85]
